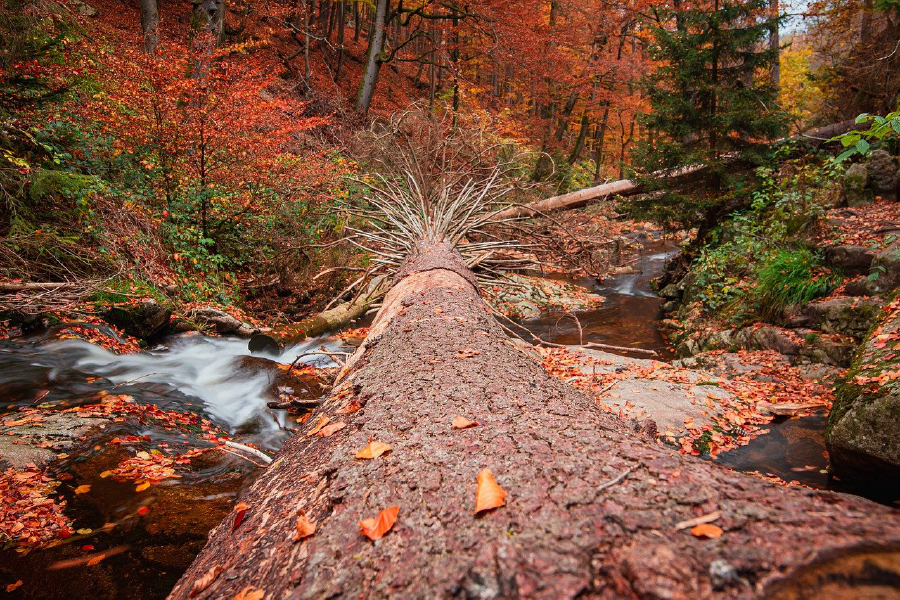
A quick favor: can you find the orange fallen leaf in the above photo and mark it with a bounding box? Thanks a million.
[474,469,507,514]
[317,421,346,437]
[232,502,250,531]
[190,565,225,597]
[456,348,481,358]
[135,482,150,492]
[6,581,22,592]
[452,415,477,429]
[306,414,330,436]
[86,554,106,566]
[340,400,362,414]
[690,523,723,539]
[74,485,91,494]
[233,587,265,600]
[137,506,150,516]
[99,471,112,478]
[294,510,316,541]
[355,440,392,459]
[358,505,399,541]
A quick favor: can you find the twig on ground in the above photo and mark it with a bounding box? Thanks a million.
[597,466,635,493]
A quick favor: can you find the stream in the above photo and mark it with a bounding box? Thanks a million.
[0,232,873,597]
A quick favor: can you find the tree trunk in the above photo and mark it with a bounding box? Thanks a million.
[769,0,780,88]
[335,0,346,79]
[171,240,900,599]
[140,0,159,55]
[192,0,225,47]
[567,113,589,164]
[355,0,387,113]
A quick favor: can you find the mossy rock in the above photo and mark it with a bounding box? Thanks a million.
[826,300,900,489]
[100,300,172,339]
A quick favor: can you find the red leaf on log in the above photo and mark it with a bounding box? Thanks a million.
[190,565,224,597]
[474,469,507,513]
[294,510,316,542]
[355,440,392,459]
[359,505,399,541]
[317,421,346,437]
[233,587,265,600]
[690,523,723,539]
[6,581,22,592]
[232,502,250,531]
[452,415,477,429]
[306,414,330,436]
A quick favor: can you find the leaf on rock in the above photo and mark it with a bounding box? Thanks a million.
[317,421,346,437]
[358,505,399,541]
[293,510,316,542]
[690,523,723,539]
[474,469,507,514]
[233,587,265,600]
[86,553,106,566]
[232,502,250,531]
[74,485,91,494]
[6,581,22,592]
[306,414,331,436]
[452,415,477,429]
[135,482,150,492]
[189,565,225,597]
[355,440,392,459]
[137,506,150,516]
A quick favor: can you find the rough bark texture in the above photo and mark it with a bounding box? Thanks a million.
[173,241,900,599]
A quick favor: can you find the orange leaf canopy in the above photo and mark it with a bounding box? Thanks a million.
[355,440,392,459]
[358,505,399,541]
[452,415,478,429]
[474,468,507,513]
[294,510,316,541]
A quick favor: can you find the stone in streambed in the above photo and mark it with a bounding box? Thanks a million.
[826,299,900,489]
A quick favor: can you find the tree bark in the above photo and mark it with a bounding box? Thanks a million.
[172,241,900,599]
[355,0,388,113]
[140,0,159,55]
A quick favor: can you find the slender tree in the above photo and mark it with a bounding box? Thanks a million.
[140,0,159,55]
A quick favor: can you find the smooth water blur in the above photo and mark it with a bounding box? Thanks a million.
[519,235,678,359]
[0,331,344,450]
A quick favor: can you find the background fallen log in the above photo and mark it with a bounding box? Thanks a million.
[172,241,900,599]
[248,279,385,354]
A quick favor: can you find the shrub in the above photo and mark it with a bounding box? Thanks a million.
[751,247,838,319]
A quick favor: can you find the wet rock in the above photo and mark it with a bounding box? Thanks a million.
[803,297,883,339]
[843,163,873,207]
[234,355,325,402]
[827,302,900,489]
[101,300,171,339]
[824,245,875,277]
[0,412,109,469]
[659,283,682,300]
[865,149,899,198]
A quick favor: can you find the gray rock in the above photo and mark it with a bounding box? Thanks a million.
[659,283,682,300]
[827,305,900,488]
[0,413,109,470]
[843,163,873,207]
[72,0,98,16]
[865,149,899,197]
[824,245,876,277]
[102,299,171,339]
[803,297,883,339]
[868,240,900,295]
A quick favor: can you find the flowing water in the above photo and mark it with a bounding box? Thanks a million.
[0,327,345,598]
[518,232,678,360]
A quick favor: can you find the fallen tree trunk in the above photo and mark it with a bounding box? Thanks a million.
[495,120,865,221]
[248,279,385,354]
[173,241,900,599]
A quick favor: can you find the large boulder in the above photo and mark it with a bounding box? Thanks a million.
[865,149,899,198]
[843,163,873,207]
[826,298,900,488]
[824,245,876,277]
[101,300,171,339]
[803,296,884,339]
[869,240,900,294]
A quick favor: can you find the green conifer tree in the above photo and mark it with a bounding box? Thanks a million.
[630,0,787,231]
